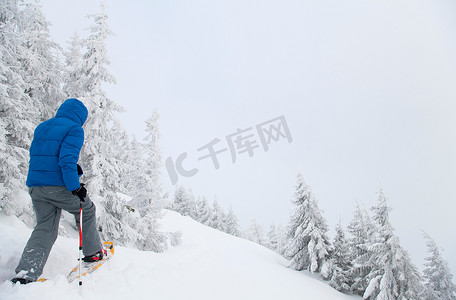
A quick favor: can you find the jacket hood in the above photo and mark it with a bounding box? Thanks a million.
[56,98,88,125]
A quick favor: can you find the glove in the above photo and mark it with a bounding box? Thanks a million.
[72,183,87,202]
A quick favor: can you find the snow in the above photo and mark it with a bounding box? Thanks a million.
[0,210,359,300]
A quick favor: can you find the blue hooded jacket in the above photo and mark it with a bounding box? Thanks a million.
[26,98,88,192]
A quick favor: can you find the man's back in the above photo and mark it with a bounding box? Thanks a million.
[26,98,88,191]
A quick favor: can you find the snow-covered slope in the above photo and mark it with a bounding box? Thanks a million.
[0,210,359,300]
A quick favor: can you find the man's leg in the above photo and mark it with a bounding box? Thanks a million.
[73,194,103,256]
[15,187,62,281]
[14,186,102,282]
[39,186,102,256]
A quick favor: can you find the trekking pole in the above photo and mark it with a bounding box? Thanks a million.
[78,201,83,286]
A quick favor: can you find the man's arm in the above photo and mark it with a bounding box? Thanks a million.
[59,126,84,192]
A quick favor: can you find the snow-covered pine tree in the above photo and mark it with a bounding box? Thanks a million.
[267,222,287,255]
[19,0,62,121]
[0,0,19,212]
[285,173,331,273]
[121,111,167,252]
[143,111,164,204]
[363,186,423,300]
[135,212,168,252]
[129,112,167,251]
[193,195,202,220]
[246,219,267,246]
[76,4,132,244]
[0,112,10,212]
[78,3,122,194]
[323,221,352,292]
[186,190,197,220]
[421,232,456,300]
[173,185,193,217]
[63,32,86,98]
[347,201,375,295]
[210,199,226,232]
[111,125,131,195]
[224,206,241,237]
[0,0,38,220]
[267,223,278,251]
[123,134,143,194]
[195,196,212,226]
[128,111,164,216]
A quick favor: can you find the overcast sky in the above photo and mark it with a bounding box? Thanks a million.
[40,0,456,273]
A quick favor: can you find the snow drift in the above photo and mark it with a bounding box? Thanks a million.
[0,210,359,300]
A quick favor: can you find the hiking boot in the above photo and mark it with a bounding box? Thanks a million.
[11,277,34,285]
[83,248,107,263]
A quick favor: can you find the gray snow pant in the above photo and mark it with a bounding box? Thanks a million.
[15,186,102,281]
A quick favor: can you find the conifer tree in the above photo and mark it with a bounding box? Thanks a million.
[324,221,352,292]
[210,199,226,232]
[0,0,37,219]
[19,0,62,121]
[347,202,375,295]
[142,111,163,205]
[195,196,212,226]
[186,190,197,220]
[421,233,456,300]
[246,219,266,246]
[362,187,423,299]
[126,111,167,252]
[285,173,331,273]
[111,126,131,195]
[0,116,11,211]
[129,111,164,216]
[75,4,130,243]
[79,3,122,194]
[173,185,192,217]
[224,207,241,237]
[124,134,143,194]
[267,222,287,255]
[63,32,85,98]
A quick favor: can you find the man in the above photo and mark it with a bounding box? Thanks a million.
[12,98,105,284]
